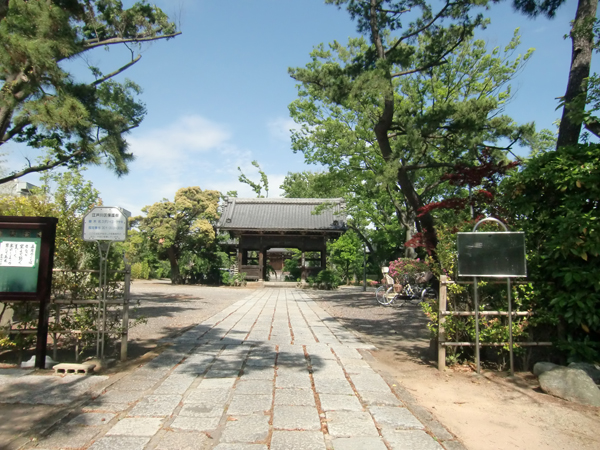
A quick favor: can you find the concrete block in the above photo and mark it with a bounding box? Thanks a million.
[53,363,96,375]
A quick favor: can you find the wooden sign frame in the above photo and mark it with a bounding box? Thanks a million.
[0,217,58,369]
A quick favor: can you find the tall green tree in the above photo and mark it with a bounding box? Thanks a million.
[289,16,535,261]
[0,0,180,185]
[0,167,101,270]
[290,0,495,257]
[134,187,220,284]
[512,0,599,147]
[280,171,344,199]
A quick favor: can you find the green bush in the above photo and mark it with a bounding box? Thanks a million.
[131,261,150,279]
[306,269,340,290]
[222,271,247,287]
[502,143,600,362]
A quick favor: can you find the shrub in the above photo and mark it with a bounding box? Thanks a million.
[388,258,431,283]
[222,271,247,287]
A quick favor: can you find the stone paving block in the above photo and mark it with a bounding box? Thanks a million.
[240,367,275,380]
[245,357,275,368]
[153,374,196,395]
[179,402,226,417]
[154,430,211,450]
[370,405,424,430]
[37,425,100,448]
[68,411,116,426]
[220,415,270,443]
[185,388,230,404]
[275,372,312,389]
[273,405,321,431]
[227,394,272,415]
[318,394,363,411]
[274,388,315,406]
[197,377,236,390]
[110,376,158,392]
[331,437,388,450]
[325,411,379,437]
[235,379,273,395]
[358,390,402,407]
[132,368,171,381]
[330,345,362,359]
[184,355,215,365]
[170,415,221,431]
[128,394,182,417]
[213,444,268,450]
[88,435,151,450]
[311,367,346,380]
[305,345,336,360]
[349,373,391,393]
[211,358,245,371]
[442,440,468,450]
[173,362,211,374]
[105,417,163,436]
[313,377,354,395]
[83,400,130,413]
[205,369,241,378]
[270,430,326,450]
[381,429,444,450]
[342,365,376,375]
[96,389,144,404]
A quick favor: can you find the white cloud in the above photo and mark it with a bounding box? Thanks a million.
[267,117,301,142]
[128,114,232,172]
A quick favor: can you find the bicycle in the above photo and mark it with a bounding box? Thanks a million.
[375,271,437,306]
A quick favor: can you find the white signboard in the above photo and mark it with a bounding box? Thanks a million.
[83,207,130,242]
[0,241,37,267]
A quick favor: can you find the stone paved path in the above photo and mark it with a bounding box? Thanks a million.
[20,289,449,450]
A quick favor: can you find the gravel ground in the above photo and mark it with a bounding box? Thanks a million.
[125,279,257,358]
[308,286,434,362]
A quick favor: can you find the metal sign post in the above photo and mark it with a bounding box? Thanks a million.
[82,207,129,359]
[457,217,526,377]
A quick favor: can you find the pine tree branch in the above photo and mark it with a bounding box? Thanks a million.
[82,32,182,51]
[91,55,142,86]
[0,124,138,185]
[385,1,452,56]
[0,151,84,185]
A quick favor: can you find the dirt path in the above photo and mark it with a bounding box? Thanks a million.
[311,287,600,450]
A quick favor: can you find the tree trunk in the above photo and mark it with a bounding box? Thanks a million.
[167,246,182,284]
[556,0,598,148]
[367,0,439,259]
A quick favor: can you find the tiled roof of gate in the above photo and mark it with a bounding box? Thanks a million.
[217,197,346,232]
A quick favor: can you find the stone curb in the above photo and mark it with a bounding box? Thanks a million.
[359,349,467,450]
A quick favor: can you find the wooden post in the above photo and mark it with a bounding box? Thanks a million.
[438,275,448,371]
[301,251,306,281]
[258,250,264,281]
[121,265,130,362]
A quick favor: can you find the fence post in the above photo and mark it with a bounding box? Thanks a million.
[438,275,447,371]
[121,264,130,362]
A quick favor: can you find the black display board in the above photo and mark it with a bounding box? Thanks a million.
[0,217,58,369]
[457,232,526,277]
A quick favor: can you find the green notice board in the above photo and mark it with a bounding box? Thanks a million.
[0,229,42,293]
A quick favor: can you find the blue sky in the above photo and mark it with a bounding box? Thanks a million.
[2,0,589,216]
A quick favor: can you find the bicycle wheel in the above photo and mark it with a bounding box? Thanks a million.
[376,285,396,306]
[421,286,438,302]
